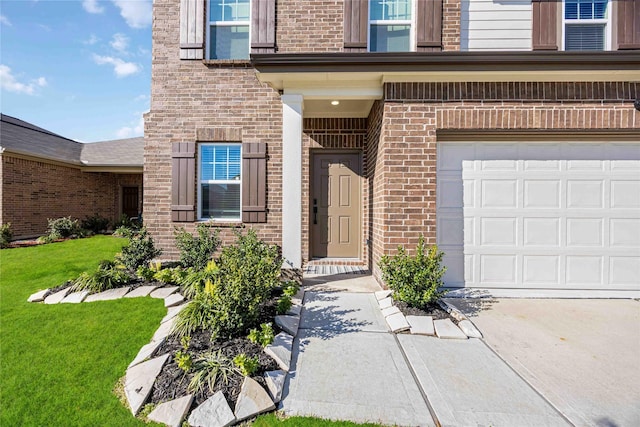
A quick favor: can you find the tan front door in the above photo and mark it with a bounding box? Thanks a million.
[311,153,361,258]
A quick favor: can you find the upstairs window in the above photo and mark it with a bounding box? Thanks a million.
[207,0,250,59]
[199,144,242,221]
[369,0,413,52]
[563,0,610,50]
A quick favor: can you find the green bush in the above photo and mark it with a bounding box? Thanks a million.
[276,295,292,315]
[154,267,186,285]
[45,216,86,240]
[173,229,281,339]
[282,280,300,297]
[233,353,260,377]
[247,323,275,347]
[116,228,162,271]
[174,224,220,270]
[70,260,131,293]
[135,265,156,282]
[81,214,110,234]
[113,213,141,230]
[178,260,219,300]
[379,236,447,310]
[188,350,239,394]
[0,223,12,248]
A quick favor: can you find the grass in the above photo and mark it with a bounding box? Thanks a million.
[253,413,384,426]
[0,236,166,426]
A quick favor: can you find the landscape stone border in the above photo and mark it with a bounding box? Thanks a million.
[28,284,306,426]
[374,291,482,340]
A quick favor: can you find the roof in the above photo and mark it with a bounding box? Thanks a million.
[0,114,143,170]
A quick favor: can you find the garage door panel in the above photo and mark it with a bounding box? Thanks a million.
[437,142,640,293]
[438,216,464,246]
[438,177,463,209]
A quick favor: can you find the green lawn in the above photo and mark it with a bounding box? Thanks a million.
[0,236,166,426]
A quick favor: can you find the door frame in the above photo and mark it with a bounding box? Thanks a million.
[309,149,364,260]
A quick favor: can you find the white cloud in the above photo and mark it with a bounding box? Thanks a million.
[111,0,152,29]
[82,0,104,14]
[84,34,99,45]
[92,54,141,77]
[133,94,148,102]
[0,65,47,95]
[0,15,12,26]
[116,115,144,138]
[110,33,129,53]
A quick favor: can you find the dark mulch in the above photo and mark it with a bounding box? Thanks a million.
[394,300,456,323]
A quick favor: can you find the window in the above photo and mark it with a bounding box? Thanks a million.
[199,144,242,221]
[207,0,250,59]
[369,0,413,52]
[563,0,610,50]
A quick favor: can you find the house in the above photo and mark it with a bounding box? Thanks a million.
[145,0,640,297]
[0,114,143,238]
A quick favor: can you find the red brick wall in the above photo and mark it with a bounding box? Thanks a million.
[277,0,344,52]
[1,155,142,238]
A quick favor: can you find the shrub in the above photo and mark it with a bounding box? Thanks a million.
[45,216,86,240]
[116,228,162,271]
[247,323,275,347]
[178,260,219,300]
[172,293,218,338]
[187,350,239,394]
[81,214,110,234]
[0,223,12,248]
[154,267,186,285]
[70,260,131,293]
[114,213,141,230]
[174,224,220,270]
[233,354,260,377]
[136,265,156,282]
[206,228,281,338]
[379,236,447,310]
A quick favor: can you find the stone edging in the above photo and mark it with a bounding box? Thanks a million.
[374,290,482,340]
[27,285,306,426]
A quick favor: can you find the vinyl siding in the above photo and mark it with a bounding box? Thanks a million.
[461,0,533,51]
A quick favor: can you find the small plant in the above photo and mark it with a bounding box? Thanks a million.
[379,236,447,310]
[113,225,136,238]
[174,224,220,270]
[187,350,239,393]
[114,213,141,230]
[136,265,155,282]
[138,403,156,421]
[180,335,191,350]
[81,214,110,234]
[0,223,12,248]
[70,260,131,293]
[45,216,86,240]
[233,353,260,377]
[276,295,292,315]
[116,228,162,271]
[247,323,275,347]
[174,350,192,373]
[154,267,185,285]
[172,293,217,337]
[178,260,219,300]
[282,280,300,297]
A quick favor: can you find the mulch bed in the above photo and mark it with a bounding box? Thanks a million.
[150,291,283,411]
[394,300,458,324]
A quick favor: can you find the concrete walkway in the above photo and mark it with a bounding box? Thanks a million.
[449,298,640,427]
[281,276,570,426]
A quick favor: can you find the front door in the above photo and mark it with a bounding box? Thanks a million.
[311,153,361,258]
[122,186,139,218]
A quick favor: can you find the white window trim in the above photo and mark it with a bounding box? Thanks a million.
[197,143,243,222]
[205,0,252,60]
[561,0,612,51]
[367,0,416,52]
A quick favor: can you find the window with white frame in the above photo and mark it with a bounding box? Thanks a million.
[199,144,242,221]
[369,0,413,52]
[563,0,610,51]
[207,0,250,60]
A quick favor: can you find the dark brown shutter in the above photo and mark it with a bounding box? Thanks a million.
[180,0,204,59]
[617,0,640,49]
[532,0,558,50]
[416,0,443,51]
[251,0,276,53]
[344,0,368,51]
[242,142,267,223]
[172,142,196,222]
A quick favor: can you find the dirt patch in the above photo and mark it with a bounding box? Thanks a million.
[394,300,457,324]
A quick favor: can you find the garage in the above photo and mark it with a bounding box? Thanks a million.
[436,141,640,296]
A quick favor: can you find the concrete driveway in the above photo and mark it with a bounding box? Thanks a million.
[447,298,640,427]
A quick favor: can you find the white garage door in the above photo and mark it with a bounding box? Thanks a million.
[436,141,640,295]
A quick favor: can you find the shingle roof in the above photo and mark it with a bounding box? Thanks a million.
[0,114,143,168]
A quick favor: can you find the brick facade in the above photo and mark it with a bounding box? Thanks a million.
[1,155,142,238]
[147,0,639,281]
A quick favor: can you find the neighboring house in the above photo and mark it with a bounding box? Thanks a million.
[145,0,640,297]
[0,114,143,238]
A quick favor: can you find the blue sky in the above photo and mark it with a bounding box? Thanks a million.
[1,0,152,142]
